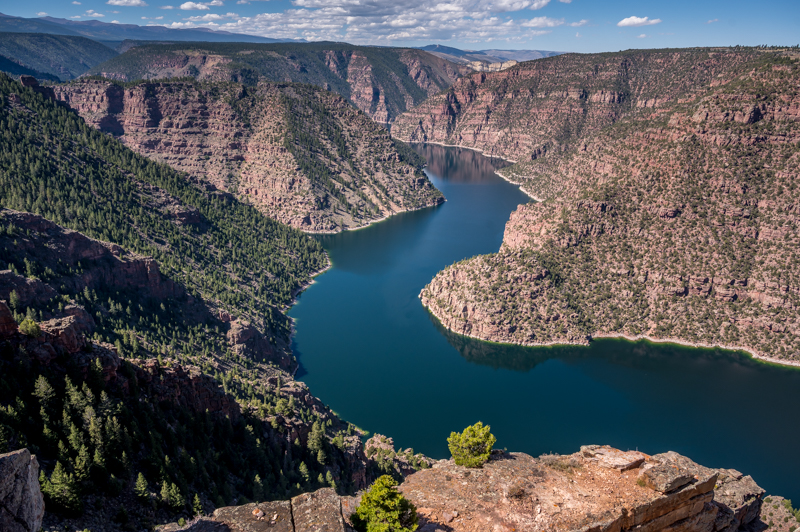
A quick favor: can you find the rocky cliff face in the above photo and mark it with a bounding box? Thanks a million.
[159,445,775,532]
[392,49,764,161]
[54,79,443,232]
[418,50,800,365]
[84,43,468,123]
[0,449,44,532]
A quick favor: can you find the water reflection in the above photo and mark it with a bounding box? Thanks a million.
[414,143,511,183]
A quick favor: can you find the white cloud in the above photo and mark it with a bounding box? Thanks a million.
[153,0,587,44]
[160,5,175,7]
[569,19,587,27]
[187,11,238,20]
[83,9,106,17]
[521,16,562,27]
[617,16,661,27]
[112,19,120,22]
[575,31,580,37]
[558,0,570,2]
[107,0,149,5]
[72,1,81,4]
[207,0,225,4]
[707,18,718,24]
[637,33,646,38]
[36,11,48,16]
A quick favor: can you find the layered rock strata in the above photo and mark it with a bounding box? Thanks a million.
[418,50,800,365]
[392,49,766,161]
[83,43,468,123]
[54,80,443,232]
[160,445,772,532]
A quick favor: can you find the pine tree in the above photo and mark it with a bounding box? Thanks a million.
[298,462,310,483]
[134,473,149,501]
[252,474,264,501]
[41,462,83,516]
[193,493,203,516]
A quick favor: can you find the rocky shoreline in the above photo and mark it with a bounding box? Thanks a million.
[422,300,800,370]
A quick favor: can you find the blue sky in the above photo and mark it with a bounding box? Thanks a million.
[8,0,800,51]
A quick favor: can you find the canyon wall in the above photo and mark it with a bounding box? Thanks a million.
[417,50,800,365]
[54,79,443,232]
[84,43,469,123]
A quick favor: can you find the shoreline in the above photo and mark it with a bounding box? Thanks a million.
[302,198,445,235]
[402,139,518,164]
[421,299,800,370]
[494,169,543,202]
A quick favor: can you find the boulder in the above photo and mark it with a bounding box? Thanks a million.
[292,488,346,532]
[0,449,45,532]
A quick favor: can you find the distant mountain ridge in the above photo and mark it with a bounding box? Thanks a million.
[0,32,117,81]
[0,12,296,44]
[418,44,563,65]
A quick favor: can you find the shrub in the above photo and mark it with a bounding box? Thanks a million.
[447,421,496,468]
[352,475,418,532]
[18,318,41,337]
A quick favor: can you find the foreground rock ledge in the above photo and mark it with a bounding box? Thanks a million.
[160,445,766,532]
[0,449,45,532]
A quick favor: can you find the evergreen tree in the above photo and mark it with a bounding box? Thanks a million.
[135,473,149,501]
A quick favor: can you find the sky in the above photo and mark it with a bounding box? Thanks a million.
[8,0,800,52]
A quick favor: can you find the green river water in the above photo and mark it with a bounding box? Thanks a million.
[289,143,800,501]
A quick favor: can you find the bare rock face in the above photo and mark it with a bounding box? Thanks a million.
[133,358,241,420]
[160,490,346,532]
[55,80,443,233]
[227,319,290,369]
[399,447,763,532]
[0,449,45,532]
[0,209,181,308]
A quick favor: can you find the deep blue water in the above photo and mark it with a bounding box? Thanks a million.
[289,144,800,501]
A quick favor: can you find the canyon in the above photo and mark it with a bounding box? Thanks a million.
[84,42,470,124]
[411,49,800,366]
[54,78,443,232]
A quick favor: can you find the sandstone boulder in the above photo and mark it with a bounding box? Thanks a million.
[0,449,45,532]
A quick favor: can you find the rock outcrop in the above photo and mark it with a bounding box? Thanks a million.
[417,50,800,365]
[55,80,443,232]
[159,446,774,532]
[0,449,44,532]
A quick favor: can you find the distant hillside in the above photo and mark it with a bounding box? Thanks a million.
[0,12,294,43]
[86,42,469,122]
[0,53,59,81]
[419,44,562,66]
[0,32,117,81]
[55,78,443,232]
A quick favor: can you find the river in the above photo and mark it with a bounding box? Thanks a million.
[289,143,800,501]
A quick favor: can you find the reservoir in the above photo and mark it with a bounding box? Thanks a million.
[289,143,800,501]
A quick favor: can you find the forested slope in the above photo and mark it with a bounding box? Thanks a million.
[0,32,117,81]
[0,72,427,530]
[54,78,443,232]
